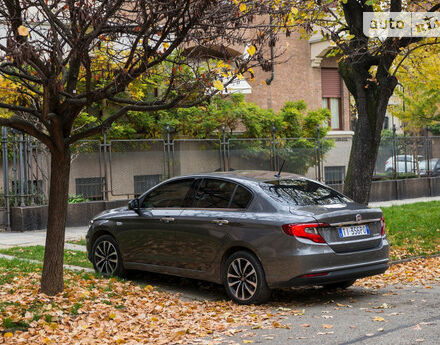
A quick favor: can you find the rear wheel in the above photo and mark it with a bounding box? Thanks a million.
[223,251,271,305]
[92,235,126,277]
[322,279,356,290]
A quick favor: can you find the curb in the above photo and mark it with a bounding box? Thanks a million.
[390,252,440,265]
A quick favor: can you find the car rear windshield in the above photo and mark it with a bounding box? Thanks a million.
[260,178,351,206]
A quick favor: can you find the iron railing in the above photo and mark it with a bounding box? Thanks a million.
[1,124,439,230]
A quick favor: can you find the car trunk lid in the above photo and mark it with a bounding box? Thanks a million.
[291,203,383,253]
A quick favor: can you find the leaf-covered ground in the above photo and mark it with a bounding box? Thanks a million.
[1,255,440,344]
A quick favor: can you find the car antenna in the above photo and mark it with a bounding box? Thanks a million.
[274,159,286,181]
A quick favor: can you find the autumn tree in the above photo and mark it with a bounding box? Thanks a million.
[291,0,440,204]
[390,41,440,134]
[0,0,296,295]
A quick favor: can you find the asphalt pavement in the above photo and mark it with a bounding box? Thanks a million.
[220,284,440,345]
[0,226,88,249]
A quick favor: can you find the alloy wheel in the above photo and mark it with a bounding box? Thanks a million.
[227,258,258,301]
[94,240,118,275]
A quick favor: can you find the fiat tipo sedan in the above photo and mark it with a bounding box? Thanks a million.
[86,171,389,304]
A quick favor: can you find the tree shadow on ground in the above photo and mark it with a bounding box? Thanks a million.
[126,269,382,306]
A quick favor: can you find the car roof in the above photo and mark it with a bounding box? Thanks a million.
[177,170,302,183]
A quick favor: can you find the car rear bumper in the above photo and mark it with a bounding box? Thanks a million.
[270,261,388,288]
[263,238,390,288]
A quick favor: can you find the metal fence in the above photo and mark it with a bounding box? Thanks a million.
[1,125,440,228]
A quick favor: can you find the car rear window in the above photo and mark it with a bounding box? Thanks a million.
[261,178,351,206]
[230,185,252,209]
[194,179,237,208]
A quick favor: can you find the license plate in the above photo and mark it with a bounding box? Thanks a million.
[338,225,370,238]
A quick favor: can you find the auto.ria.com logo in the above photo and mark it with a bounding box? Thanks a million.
[363,12,440,38]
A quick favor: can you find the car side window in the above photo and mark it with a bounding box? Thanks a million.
[141,179,194,208]
[230,185,252,209]
[194,179,236,208]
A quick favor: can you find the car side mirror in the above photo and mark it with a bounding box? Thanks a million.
[128,198,139,211]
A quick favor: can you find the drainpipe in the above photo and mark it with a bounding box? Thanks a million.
[265,16,275,86]
[2,127,10,230]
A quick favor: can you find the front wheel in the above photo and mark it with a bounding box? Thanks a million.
[91,235,126,277]
[223,251,271,305]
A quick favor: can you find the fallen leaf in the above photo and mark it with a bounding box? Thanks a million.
[373,316,386,322]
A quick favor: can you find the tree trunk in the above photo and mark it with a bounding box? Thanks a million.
[343,103,383,205]
[40,147,71,295]
[342,66,397,205]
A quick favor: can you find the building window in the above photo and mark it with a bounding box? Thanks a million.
[134,174,162,197]
[321,68,342,130]
[383,116,389,130]
[75,177,104,200]
[324,166,345,185]
[322,97,341,129]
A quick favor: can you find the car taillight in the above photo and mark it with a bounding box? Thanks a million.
[380,217,386,237]
[282,223,328,243]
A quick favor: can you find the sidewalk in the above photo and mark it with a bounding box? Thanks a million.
[368,195,440,208]
[0,226,88,249]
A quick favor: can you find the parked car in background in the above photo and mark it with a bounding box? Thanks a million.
[419,158,440,176]
[86,170,389,304]
[385,155,424,174]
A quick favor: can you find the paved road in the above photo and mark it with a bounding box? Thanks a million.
[119,269,440,344]
[0,226,88,248]
[224,285,440,345]
[369,196,440,208]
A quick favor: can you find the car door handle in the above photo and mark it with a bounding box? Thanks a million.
[160,217,175,223]
[212,219,229,226]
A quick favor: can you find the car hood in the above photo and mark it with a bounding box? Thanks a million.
[93,207,128,220]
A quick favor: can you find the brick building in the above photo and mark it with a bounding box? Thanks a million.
[245,32,352,134]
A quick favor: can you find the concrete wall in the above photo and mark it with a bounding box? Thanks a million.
[9,176,440,231]
[173,141,223,175]
[332,177,440,203]
[10,199,129,231]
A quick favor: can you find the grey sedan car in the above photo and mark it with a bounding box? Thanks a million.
[86,170,389,304]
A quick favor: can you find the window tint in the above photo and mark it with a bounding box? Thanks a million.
[141,179,194,208]
[230,185,252,209]
[194,179,236,208]
[261,179,351,206]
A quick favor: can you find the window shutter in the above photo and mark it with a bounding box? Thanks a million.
[321,68,341,98]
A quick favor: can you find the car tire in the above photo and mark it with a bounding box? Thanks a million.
[322,279,356,290]
[91,235,126,277]
[223,251,271,305]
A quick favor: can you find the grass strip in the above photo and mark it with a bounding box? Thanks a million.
[66,238,86,246]
[0,245,92,268]
[381,201,440,260]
